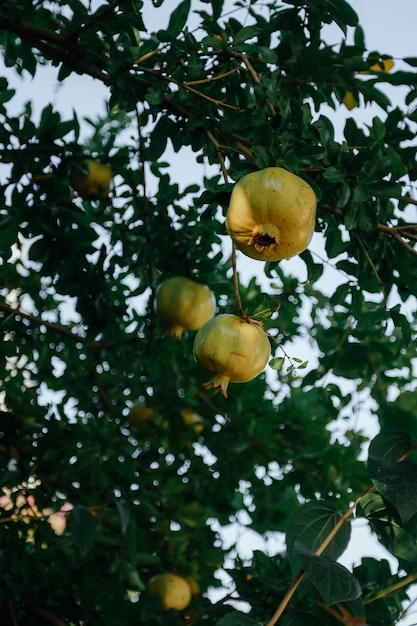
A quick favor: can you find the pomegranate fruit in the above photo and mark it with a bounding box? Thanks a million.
[193,314,271,397]
[155,276,216,339]
[70,160,113,200]
[127,400,155,429]
[225,167,316,261]
[148,572,192,611]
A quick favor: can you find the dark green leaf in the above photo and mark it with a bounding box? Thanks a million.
[358,492,417,563]
[217,611,261,626]
[368,456,417,524]
[295,542,362,605]
[286,501,351,576]
[116,498,131,534]
[68,505,98,557]
[368,429,415,463]
[167,0,191,38]
[390,305,412,346]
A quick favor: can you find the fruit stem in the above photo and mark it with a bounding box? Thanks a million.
[231,241,246,319]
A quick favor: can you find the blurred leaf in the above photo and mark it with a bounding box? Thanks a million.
[217,612,261,626]
[68,505,98,557]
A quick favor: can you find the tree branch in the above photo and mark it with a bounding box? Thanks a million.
[26,601,67,626]
[0,302,86,342]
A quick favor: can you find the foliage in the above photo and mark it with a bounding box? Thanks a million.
[0,0,417,625]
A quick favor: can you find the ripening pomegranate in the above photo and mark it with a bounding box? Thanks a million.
[148,572,192,611]
[193,314,271,397]
[69,160,113,200]
[155,276,216,339]
[225,167,316,261]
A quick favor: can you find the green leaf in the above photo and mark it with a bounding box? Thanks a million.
[167,0,191,38]
[368,429,416,463]
[233,26,261,46]
[295,542,362,605]
[269,356,285,371]
[326,0,359,31]
[281,611,323,626]
[217,611,261,626]
[211,0,224,20]
[286,501,351,576]
[368,456,417,524]
[390,305,412,346]
[116,498,131,534]
[358,492,417,562]
[68,505,98,557]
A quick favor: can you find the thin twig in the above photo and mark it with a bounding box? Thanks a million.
[135,65,243,111]
[355,232,385,292]
[238,53,276,117]
[184,65,241,86]
[26,601,67,626]
[390,230,417,256]
[206,130,229,183]
[7,597,18,626]
[0,302,86,342]
[364,572,417,606]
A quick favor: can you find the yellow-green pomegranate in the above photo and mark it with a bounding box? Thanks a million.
[148,572,192,611]
[69,160,113,200]
[193,314,271,397]
[155,276,216,339]
[225,167,316,261]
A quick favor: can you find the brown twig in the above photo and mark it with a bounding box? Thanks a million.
[134,65,243,111]
[321,204,417,255]
[355,232,385,292]
[7,597,18,626]
[185,65,242,86]
[364,572,417,606]
[26,601,67,626]
[0,302,86,342]
[0,18,110,83]
[206,130,229,183]
[238,53,276,117]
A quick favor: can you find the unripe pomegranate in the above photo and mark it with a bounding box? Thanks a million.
[70,160,113,200]
[225,167,316,261]
[193,314,271,397]
[156,276,216,339]
[127,400,155,429]
[148,572,192,611]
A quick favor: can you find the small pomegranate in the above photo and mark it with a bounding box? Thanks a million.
[193,314,271,397]
[225,167,316,261]
[148,572,192,611]
[69,160,113,200]
[127,400,155,429]
[155,276,216,339]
